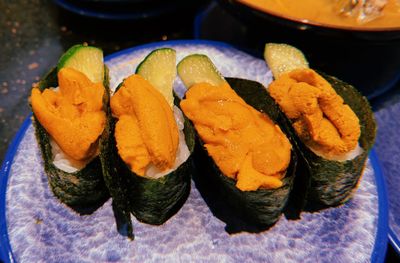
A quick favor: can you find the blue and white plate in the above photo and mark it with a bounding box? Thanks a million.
[0,40,389,262]
[374,91,400,254]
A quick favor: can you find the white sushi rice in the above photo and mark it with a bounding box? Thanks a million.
[51,139,96,173]
[309,143,363,162]
[51,105,190,176]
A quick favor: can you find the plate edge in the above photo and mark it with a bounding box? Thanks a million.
[0,115,32,263]
[370,149,389,263]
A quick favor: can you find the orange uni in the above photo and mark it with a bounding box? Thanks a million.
[180,82,291,191]
[30,67,106,161]
[110,74,178,176]
[269,68,360,157]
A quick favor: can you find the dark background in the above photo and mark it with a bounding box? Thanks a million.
[0,0,398,262]
[0,0,201,162]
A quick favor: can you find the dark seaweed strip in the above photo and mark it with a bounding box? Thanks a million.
[127,157,192,225]
[100,103,134,238]
[127,102,195,224]
[272,72,377,207]
[101,88,195,226]
[192,78,298,228]
[321,73,376,152]
[100,81,134,237]
[31,67,109,208]
[175,93,196,155]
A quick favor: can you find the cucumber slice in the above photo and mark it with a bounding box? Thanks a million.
[57,44,104,83]
[177,54,226,88]
[264,43,309,79]
[136,48,176,108]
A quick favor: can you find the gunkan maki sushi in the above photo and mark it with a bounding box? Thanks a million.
[177,54,297,227]
[100,48,195,226]
[30,44,109,207]
[264,43,377,207]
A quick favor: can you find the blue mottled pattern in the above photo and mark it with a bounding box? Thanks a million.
[374,92,400,245]
[6,43,378,262]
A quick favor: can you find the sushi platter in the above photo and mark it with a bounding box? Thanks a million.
[0,40,388,262]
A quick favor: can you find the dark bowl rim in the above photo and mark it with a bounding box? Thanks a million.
[232,0,400,33]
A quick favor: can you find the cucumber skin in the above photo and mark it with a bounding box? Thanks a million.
[31,67,110,207]
[57,44,82,71]
[191,78,298,227]
[272,72,377,207]
[135,48,176,107]
[57,44,104,84]
[135,48,175,74]
[57,44,100,71]
[100,88,196,225]
[177,54,226,88]
[264,43,309,79]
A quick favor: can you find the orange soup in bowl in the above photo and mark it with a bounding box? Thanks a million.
[239,0,400,28]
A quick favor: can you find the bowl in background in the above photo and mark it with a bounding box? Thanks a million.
[218,0,400,99]
[53,0,209,20]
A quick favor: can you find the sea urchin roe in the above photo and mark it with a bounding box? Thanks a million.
[180,82,291,191]
[110,74,179,176]
[30,67,106,161]
[269,69,360,157]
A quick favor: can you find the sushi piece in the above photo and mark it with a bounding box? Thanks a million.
[30,44,109,207]
[100,48,195,226]
[264,43,376,207]
[177,54,297,227]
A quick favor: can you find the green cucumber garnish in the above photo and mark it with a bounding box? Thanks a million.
[58,44,104,83]
[177,54,226,88]
[264,43,309,79]
[136,48,176,108]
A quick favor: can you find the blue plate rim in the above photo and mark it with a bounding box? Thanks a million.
[0,115,32,263]
[0,39,389,262]
[53,0,181,20]
[369,150,389,262]
[193,2,217,40]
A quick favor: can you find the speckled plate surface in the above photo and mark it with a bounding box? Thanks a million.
[0,40,388,263]
[374,91,400,254]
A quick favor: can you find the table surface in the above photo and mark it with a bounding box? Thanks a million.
[0,0,198,162]
[0,0,399,262]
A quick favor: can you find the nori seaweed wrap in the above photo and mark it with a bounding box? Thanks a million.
[100,48,195,227]
[277,73,376,207]
[191,77,298,227]
[100,84,195,226]
[30,60,109,207]
[176,54,298,227]
[264,43,376,208]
